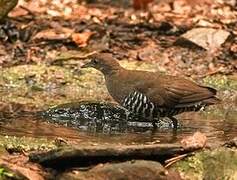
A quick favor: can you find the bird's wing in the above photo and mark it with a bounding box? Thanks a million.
[135,77,216,108]
[163,83,216,108]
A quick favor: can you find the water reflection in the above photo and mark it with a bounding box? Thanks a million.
[0,106,236,145]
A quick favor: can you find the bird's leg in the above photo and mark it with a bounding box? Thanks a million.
[152,120,157,128]
[152,117,159,128]
[168,116,178,129]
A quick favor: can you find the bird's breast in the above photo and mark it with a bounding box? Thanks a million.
[105,75,134,104]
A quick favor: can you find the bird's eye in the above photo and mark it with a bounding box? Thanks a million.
[93,59,99,64]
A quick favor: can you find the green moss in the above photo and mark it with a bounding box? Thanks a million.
[203,75,237,91]
[0,135,57,152]
[1,65,74,89]
[173,148,237,180]
[0,64,107,107]
[0,167,15,179]
[0,60,160,108]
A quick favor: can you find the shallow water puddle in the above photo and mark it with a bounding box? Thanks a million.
[0,104,236,146]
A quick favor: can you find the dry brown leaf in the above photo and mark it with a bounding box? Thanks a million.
[173,0,192,14]
[181,131,207,150]
[230,44,237,53]
[0,155,45,180]
[137,42,162,61]
[9,6,29,17]
[71,31,94,47]
[34,23,74,41]
[33,29,72,41]
[180,28,230,51]
[195,19,222,29]
[185,0,214,6]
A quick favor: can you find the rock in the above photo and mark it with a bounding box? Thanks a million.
[58,160,173,180]
[39,101,174,133]
[181,132,207,151]
[39,101,132,124]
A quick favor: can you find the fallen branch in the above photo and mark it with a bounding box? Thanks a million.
[29,144,186,169]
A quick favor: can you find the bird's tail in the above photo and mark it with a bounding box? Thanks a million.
[203,96,221,105]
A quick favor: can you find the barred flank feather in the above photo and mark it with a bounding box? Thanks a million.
[122,91,207,121]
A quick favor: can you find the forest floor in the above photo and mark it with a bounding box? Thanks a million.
[0,0,237,179]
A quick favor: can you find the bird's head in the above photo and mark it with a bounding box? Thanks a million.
[82,53,121,75]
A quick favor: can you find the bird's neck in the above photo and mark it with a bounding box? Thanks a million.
[103,68,127,103]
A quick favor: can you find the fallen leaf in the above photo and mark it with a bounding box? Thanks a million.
[71,31,94,47]
[173,0,191,14]
[185,0,214,6]
[230,44,237,53]
[0,155,45,180]
[179,28,230,51]
[33,29,72,41]
[137,43,162,61]
[181,131,207,150]
[195,19,221,29]
[9,6,29,17]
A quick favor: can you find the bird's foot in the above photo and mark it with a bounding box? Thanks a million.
[168,116,178,129]
[152,121,157,128]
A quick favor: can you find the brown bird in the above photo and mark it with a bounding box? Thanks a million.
[82,53,220,128]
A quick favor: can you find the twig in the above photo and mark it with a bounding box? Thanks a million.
[199,68,223,78]
[164,153,189,168]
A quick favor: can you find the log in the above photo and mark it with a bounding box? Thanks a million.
[30,143,185,169]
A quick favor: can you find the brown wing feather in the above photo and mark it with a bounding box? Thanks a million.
[161,82,218,108]
[120,70,219,109]
[134,73,218,108]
